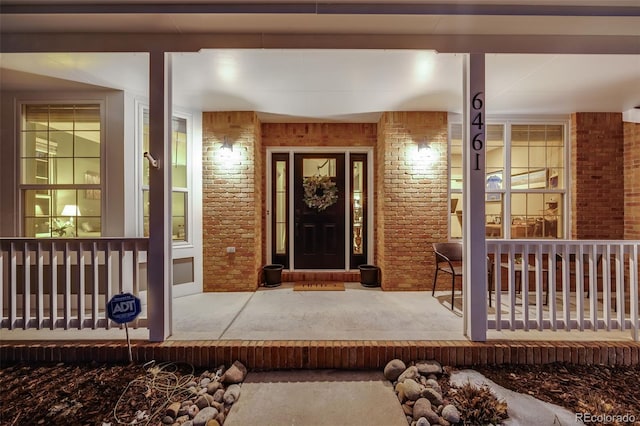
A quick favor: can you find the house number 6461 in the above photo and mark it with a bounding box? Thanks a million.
[471,92,484,171]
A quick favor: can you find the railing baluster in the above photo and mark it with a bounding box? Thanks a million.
[64,243,71,330]
[534,243,544,330]
[575,244,585,331]
[521,244,530,331]
[508,244,516,330]
[91,241,99,329]
[50,241,58,330]
[0,244,4,328]
[603,244,612,330]
[22,242,31,330]
[36,242,44,329]
[494,244,502,331]
[561,244,571,331]
[629,244,638,341]
[548,243,557,331]
[9,242,17,330]
[78,242,85,329]
[616,243,626,331]
[105,242,113,330]
[589,244,598,331]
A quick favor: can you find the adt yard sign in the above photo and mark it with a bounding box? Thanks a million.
[107,293,141,324]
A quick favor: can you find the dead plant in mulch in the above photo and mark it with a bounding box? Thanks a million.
[449,381,509,425]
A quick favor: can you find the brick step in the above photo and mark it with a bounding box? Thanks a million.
[2,340,638,368]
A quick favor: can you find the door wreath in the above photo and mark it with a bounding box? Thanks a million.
[303,175,338,211]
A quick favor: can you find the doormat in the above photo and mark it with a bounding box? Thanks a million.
[294,282,345,291]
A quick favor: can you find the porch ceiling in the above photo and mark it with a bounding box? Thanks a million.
[1,50,638,122]
[1,1,639,122]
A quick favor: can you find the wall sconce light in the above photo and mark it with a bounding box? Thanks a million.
[221,136,234,152]
[418,142,431,154]
[417,141,437,166]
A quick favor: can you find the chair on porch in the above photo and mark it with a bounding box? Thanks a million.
[555,253,603,299]
[431,242,494,309]
[432,242,462,309]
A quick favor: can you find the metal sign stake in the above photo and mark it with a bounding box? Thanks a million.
[125,322,132,363]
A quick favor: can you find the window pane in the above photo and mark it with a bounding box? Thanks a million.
[303,158,336,177]
[75,159,101,185]
[486,199,503,238]
[23,105,49,131]
[450,194,463,239]
[50,131,73,157]
[75,131,101,157]
[172,117,188,188]
[352,161,364,255]
[510,193,562,238]
[49,106,74,131]
[143,111,150,186]
[74,105,101,131]
[275,161,287,255]
[172,191,186,241]
[143,190,149,237]
[50,158,74,184]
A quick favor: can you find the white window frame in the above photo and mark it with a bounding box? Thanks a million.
[448,115,570,240]
[137,103,193,247]
[17,100,106,238]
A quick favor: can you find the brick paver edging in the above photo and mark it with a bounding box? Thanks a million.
[1,341,638,368]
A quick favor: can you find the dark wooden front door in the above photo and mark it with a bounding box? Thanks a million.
[294,154,345,269]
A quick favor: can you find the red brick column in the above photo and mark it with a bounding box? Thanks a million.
[376,112,449,290]
[571,113,624,240]
[202,112,262,291]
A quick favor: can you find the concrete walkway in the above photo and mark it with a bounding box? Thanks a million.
[225,369,407,426]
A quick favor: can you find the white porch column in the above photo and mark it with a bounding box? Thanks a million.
[462,53,487,342]
[148,51,173,342]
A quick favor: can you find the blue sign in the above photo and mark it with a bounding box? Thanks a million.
[107,293,141,324]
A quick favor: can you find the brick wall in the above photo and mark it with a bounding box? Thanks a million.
[376,112,449,290]
[624,121,640,239]
[202,112,262,291]
[571,113,624,240]
[262,123,377,148]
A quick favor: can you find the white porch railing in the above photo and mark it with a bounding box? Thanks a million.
[0,238,148,330]
[486,240,639,341]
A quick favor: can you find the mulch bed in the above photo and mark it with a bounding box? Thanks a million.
[1,361,639,425]
[475,364,640,425]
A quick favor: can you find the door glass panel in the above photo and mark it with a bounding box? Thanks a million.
[352,161,364,255]
[275,160,287,255]
[302,158,336,177]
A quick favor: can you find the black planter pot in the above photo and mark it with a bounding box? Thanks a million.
[359,265,380,287]
[263,264,284,287]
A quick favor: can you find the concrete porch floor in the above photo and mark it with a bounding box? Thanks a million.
[1,282,635,342]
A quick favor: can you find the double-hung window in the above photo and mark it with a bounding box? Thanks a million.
[20,104,102,238]
[450,121,567,239]
[141,109,189,242]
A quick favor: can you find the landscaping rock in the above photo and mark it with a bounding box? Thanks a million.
[223,384,241,404]
[195,394,216,410]
[416,417,430,426]
[192,406,218,426]
[441,404,460,424]
[206,381,221,394]
[421,388,444,407]
[384,359,407,381]
[402,379,423,401]
[166,402,181,418]
[222,361,247,384]
[416,360,443,376]
[413,398,440,424]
